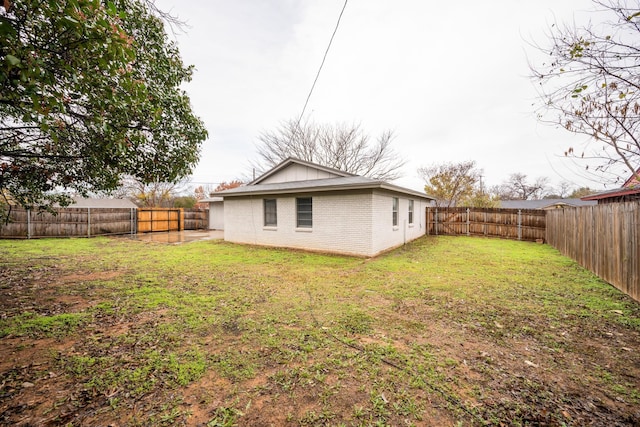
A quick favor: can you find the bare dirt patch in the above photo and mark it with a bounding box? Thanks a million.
[1,236,639,426]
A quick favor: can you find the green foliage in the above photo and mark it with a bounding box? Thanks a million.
[172,195,197,208]
[0,0,207,213]
[569,186,597,198]
[207,406,243,427]
[418,160,484,207]
[2,236,639,424]
[1,312,88,338]
[338,309,374,334]
[458,191,500,208]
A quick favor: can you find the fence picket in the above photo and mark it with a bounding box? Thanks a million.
[426,207,546,242]
[546,202,639,303]
[1,207,209,238]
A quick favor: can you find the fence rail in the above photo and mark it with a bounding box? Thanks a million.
[546,202,639,302]
[426,207,546,242]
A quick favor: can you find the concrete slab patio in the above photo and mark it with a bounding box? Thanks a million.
[128,230,223,244]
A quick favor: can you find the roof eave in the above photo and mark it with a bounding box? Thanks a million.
[220,182,434,200]
[581,187,640,200]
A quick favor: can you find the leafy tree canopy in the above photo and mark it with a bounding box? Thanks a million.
[214,180,243,192]
[0,0,207,214]
[418,161,483,207]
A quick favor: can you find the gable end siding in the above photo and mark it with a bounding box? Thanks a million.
[258,163,344,184]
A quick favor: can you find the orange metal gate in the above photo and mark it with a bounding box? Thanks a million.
[137,208,184,233]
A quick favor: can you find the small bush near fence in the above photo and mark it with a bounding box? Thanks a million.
[427,207,546,242]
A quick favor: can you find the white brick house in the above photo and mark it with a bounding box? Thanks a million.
[214,158,434,257]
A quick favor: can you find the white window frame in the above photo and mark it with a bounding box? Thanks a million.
[264,198,277,227]
[408,199,414,225]
[296,197,313,228]
[392,197,399,227]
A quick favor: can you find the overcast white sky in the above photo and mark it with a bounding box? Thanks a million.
[155,0,604,193]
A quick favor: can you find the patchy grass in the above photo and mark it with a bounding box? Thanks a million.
[0,236,639,426]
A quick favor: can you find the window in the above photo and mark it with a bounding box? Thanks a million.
[264,199,277,226]
[296,197,312,228]
[392,197,399,227]
[408,200,414,225]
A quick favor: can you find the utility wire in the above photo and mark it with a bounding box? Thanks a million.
[293,0,348,132]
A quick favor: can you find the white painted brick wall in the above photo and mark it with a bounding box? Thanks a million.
[224,192,373,256]
[223,190,426,257]
[371,190,427,255]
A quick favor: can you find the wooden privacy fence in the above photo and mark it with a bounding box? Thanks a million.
[136,208,208,232]
[137,208,183,233]
[183,208,208,230]
[426,207,546,242]
[546,202,639,302]
[0,207,136,239]
[1,207,209,238]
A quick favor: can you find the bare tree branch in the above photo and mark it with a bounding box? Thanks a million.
[253,119,406,181]
[531,0,640,185]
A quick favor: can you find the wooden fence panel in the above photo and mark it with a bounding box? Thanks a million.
[426,207,546,242]
[183,208,208,230]
[546,202,639,302]
[0,207,136,238]
[137,208,183,233]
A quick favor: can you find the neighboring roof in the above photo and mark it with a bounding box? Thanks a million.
[217,175,434,200]
[201,196,224,203]
[500,198,597,209]
[70,197,137,208]
[581,185,640,201]
[251,157,354,185]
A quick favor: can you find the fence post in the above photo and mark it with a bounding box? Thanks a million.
[27,209,31,239]
[425,208,428,235]
[87,207,91,237]
[435,208,438,235]
[517,209,522,241]
[131,208,136,235]
[466,208,470,236]
[484,211,488,236]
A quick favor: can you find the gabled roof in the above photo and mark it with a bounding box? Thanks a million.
[500,198,596,209]
[217,175,434,200]
[250,157,354,185]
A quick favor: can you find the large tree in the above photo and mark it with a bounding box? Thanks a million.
[418,160,483,207]
[532,0,640,185]
[493,173,550,200]
[0,0,207,215]
[254,119,406,181]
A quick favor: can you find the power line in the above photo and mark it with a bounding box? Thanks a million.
[293,0,348,130]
